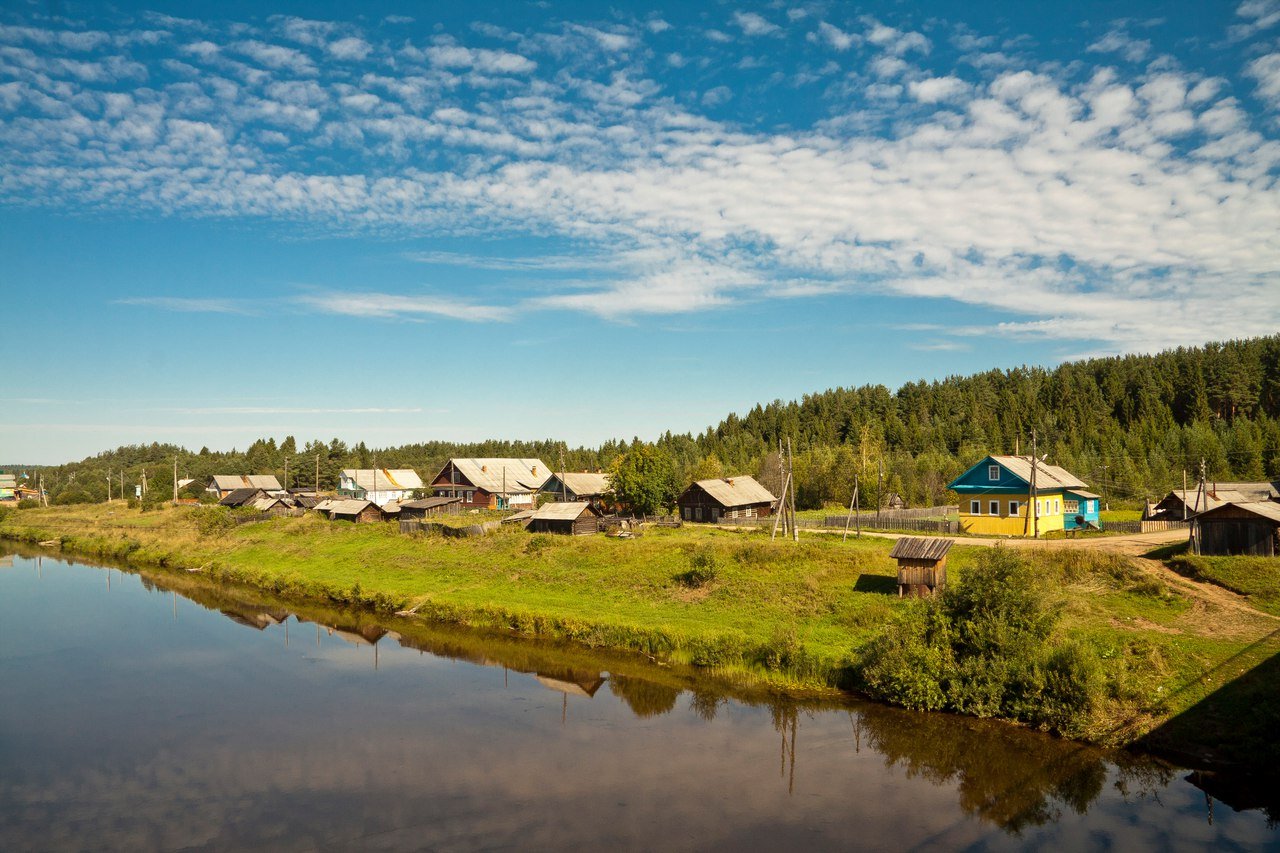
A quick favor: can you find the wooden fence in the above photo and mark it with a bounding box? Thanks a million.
[713,514,960,534]
[1104,520,1190,535]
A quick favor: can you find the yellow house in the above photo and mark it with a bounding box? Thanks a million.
[948,455,1096,536]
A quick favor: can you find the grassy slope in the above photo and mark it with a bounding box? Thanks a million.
[1169,553,1280,616]
[3,503,1278,750]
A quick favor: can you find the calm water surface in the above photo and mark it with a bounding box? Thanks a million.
[1,546,1277,851]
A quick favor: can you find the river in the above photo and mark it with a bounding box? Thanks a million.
[1,546,1276,851]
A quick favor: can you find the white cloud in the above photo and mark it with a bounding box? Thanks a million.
[733,12,781,37]
[118,297,255,314]
[813,22,856,51]
[908,76,969,103]
[296,293,512,322]
[1246,52,1280,107]
[423,44,536,74]
[1086,28,1151,63]
[863,19,929,56]
[327,37,371,61]
[1229,0,1280,40]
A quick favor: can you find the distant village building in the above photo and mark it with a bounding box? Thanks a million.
[1147,481,1280,521]
[206,475,283,500]
[885,492,907,511]
[525,501,603,535]
[540,472,612,509]
[430,458,550,510]
[338,469,423,505]
[0,473,16,502]
[397,496,463,520]
[889,537,953,597]
[1191,501,1280,557]
[948,455,1099,536]
[324,498,393,523]
[219,487,270,508]
[677,476,777,523]
[249,496,298,517]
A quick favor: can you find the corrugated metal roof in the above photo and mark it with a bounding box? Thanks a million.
[313,498,339,512]
[1198,501,1280,524]
[341,469,424,490]
[219,487,265,507]
[888,537,954,561]
[689,475,776,507]
[399,496,463,510]
[989,456,1087,490]
[531,501,598,521]
[546,472,611,496]
[440,459,550,494]
[328,499,377,516]
[1071,490,1101,499]
[0,474,16,487]
[1208,481,1280,500]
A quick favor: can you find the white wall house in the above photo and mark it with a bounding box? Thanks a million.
[339,469,423,505]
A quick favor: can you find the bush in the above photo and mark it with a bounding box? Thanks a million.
[194,507,235,536]
[858,546,1102,735]
[17,499,39,509]
[53,486,95,505]
[675,547,719,588]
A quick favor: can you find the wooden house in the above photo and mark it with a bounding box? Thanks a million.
[326,499,392,523]
[397,496,463,519]
[430,458,550,510]
[0,473,15,502]
[888,537,952,597]
[540,472,612,509]
[249,496,298,517]
[677,475,776,523]
[338,468,423,505]
[526,502,603,535]
[1146,481,1280,521]
[948,455,1098,536]
[885,492,907,511]
[219,487,269,508]
[206,474,283,499]
[1191,502,1280,557]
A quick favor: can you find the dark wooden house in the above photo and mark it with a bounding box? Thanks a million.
[885,492,907,510]
[1146,481,1280,521]
[430,458,550,510]
[540,472,612,510]
[326,499,392,524]
[219,487,268,508]
[525,501,602,535]
[1191,502,1280,557]
[397,496,463,519]
[677,475,777,523]
[888,537,953,597]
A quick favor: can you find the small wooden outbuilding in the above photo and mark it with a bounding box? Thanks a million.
[219,487,268,508]
[526,501,602,535]
[1191,501,1280,557]
[888,537,953,597]
[397,496,463,519]
[326,499,392,524]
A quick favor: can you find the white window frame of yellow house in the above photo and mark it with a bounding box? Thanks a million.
[1054,498,1061,515]
[1036,500,1043,515]
[989,500,999,516]
[970,500,980,514]
[988,465,1000,481]
[1009,500,1020,516]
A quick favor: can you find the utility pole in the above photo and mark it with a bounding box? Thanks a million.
[1029,430,1039,539]
[876,459,883,527]
[788,437,798,543]
[1182,469,1188,521]
[315,453,320,495]
[106,472,112,503]
[560,449,567,503]
[284,456,289,491]
[173,455,178,504]
[141,469,148,498]
[843,474,860,541]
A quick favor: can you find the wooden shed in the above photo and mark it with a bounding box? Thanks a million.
[526,502,602,535]
[326,499,391,524]
[888,537,953,597]
[219,487,268,508]
[397,496,463,519]
[1191,501,1280,557]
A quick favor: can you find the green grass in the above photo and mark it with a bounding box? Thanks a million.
[1169,553,1280,616]
[4,502,1280,753]
[1101,509,1143,523]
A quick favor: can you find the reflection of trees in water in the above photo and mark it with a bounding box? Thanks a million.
[689,691,724,722]
[854,703,1125,834]
[609,676,680,718]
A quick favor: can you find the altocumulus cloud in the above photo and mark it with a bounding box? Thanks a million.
[1,5,1279,353]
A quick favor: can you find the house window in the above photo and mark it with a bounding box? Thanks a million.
[970,500,980,515]
[989,500,1000,516]
[988,465,1000,481]
[1054,499,1061,515]
[1009,500,1020,516]
[1065,500,1079,514]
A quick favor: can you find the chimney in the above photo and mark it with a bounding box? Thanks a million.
[532,465,538,476]
[481,465,488,472]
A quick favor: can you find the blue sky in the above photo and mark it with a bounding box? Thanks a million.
[3,1,1279,464]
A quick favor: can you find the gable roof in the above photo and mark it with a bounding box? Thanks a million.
[327,498,380,517]
[219,487,266,507]
[0,474,16,488]
[950,456,1087,491]
[1196,501,1280,524]
[544,472,611,496]
[399,496,463,510]
[687,475,777,507]
[341,469,423,491]
[209,474,282,491]
[437,458,550,493]
[889,537,954,561]
[531,501,601,521]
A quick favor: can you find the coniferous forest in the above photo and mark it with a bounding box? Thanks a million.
[12,335,1280,510]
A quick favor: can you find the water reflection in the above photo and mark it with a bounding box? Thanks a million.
[2,544,1278,851]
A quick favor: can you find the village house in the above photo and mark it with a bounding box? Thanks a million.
[338,469,423,505]
[525,501,603,535]
[218,487,269,508]
[430,458,550,510]
[540,472,612,509]
[1146,481,1280,521]
[0,473,16,502]
[1191,501,1280,557]
[677,475,777,523]
[948,455,1099,536]
[324,498,394,524]
[206,474,283,500]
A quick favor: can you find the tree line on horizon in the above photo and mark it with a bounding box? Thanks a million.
[14,335,1280,511]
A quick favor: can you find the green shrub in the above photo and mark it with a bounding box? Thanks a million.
[675,547,719,588]
[17,499,39,509]
[194,507,235,536]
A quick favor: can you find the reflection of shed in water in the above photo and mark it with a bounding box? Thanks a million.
[534,668,607,698]
[328,624,389,647]
[0,555,12,568]
[218,606,290,631]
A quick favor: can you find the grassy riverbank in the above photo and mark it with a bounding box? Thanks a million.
[3,503,1278,755]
